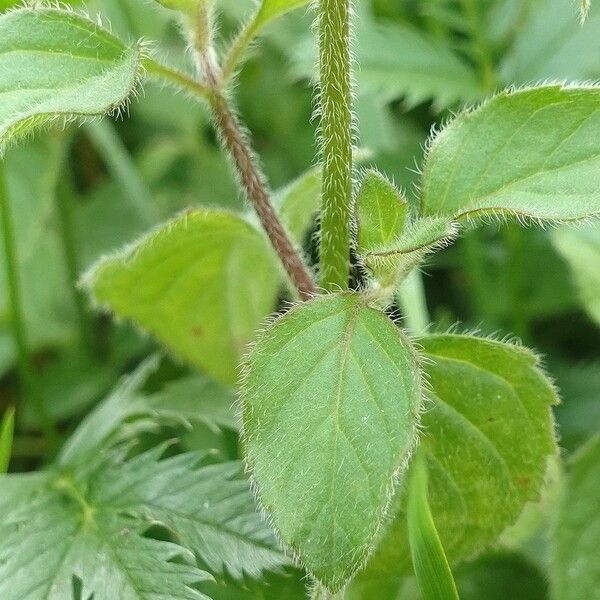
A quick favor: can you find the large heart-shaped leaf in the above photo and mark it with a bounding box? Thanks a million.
[421,85,600,222]
[83,209,281,385]
[0,7,142,153]
[350,334,559,594]
[242,294,423,591]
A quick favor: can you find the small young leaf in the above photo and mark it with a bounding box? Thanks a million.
[242,294,423,591]
[255,0,311,29]
[551,434,600,600]
[0,7,143,153]
[407,453,459,600]
[83,209,281,385]
[552,224,600,326]
[0,407,15,473]
[355,170,408,253]
[350,334,559,591]
[421,85,600,222]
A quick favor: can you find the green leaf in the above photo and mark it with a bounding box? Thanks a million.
[0,445,286,596]
[83,209,281,385]
[147,374,237,433]
[242,294,423,591]
[355,170,408,253]
[291,5,482,110]
[421,85,600,222]
[0,7,143,153]
[0,457,210,599]
[552,434,600,600]
[552,224,600,326]
[407,453,459,600]
[0,406,14,473]
[94,449,288,580]
[500,0,600,84]
[255,0,311,29]
[58,356,161,467]
[350,334,558,591]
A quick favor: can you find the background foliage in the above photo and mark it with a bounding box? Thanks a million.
[0,0,599,598]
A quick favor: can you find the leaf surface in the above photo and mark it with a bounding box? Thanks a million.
[0,407,14,473]
[0,7,142,152]
[421,85,600,222]
[256,0,311,29]
[552,434,600,600]
[84,209,281,384]
[242,294,423,591]
[351,334,558,591]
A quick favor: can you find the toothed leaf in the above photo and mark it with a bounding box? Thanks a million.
[352,334,559,590]
[421,85,600,222]
[552,434,600,600]
[0,457,211,599]
[242,294,423,591]
[0,7,142,153]
[84,209,281,385]
[552,224,600,326]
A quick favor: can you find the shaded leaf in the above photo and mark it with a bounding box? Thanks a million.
[552,224,600,326]
[0,406,14,473]
[242,294,423,591]
[552,434,600,600]
[83,209,281,385]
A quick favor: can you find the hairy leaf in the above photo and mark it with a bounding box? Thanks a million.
[242,294,423,591]
[83,209,281,385]
[552,224,600,326]
[552,434,600,600]
[0,7,142,153]
[351,334,558,591]
[355,170,408,253]
[421,85,600,222]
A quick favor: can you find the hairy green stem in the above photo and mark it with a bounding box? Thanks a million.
[221,13,260,83]
[317,0,354,291]
[0,164,56,441]
[142,57,210,99]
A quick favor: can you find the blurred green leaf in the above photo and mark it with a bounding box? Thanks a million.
[352,334,558,592]
[552,434,600,600]
[242,294,422,592]
[553,361,600,453]
[84,209,281,384]
[421,85,600,222]
[552,224,600,326]
[256,0,311,29]
[0,7,142,153]
[291,5,482,110]
[0,407,14,473]
[407,453,459,600]
[501,0,600,83]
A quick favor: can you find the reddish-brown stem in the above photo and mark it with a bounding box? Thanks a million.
[198,52,316,300]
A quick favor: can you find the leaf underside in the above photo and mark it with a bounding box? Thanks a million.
[0,8,142,153]
[84,209,281,385]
